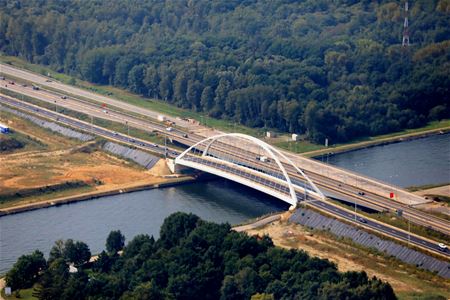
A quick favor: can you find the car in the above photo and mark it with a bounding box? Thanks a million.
[32,86,39,90]
[358,217,367,223]
[113,131,118,135]
[0,76,5,80]
[8,81,14,85]
[166,127,173,132]
[358,191,365,196]
[61,95,67,99]
[21,84,27,87]
[45,79,52,82]
[182,133,188,138]
[438,243,447,251]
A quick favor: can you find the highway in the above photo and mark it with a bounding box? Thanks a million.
[1,75,450,235]
[1,94,449,258]
[183,136,450,236]
[1,75,450,236]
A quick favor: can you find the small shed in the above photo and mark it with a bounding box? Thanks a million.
[291,134,299,141]
[266,131,276,138]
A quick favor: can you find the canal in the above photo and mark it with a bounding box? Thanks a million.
[0,180,287,274]
[323,133,450,188]
[1,133,449,274]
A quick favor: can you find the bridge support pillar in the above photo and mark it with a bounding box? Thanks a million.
[166,158,193,174]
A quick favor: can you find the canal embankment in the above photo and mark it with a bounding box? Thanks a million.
[302,124,450,158]
[0,175,196,216]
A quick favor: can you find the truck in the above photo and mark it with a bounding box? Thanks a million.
[157,115,166,122]
[258,156,270,163]
[0,122,10,134]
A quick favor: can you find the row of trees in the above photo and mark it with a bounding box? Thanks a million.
[0,0,448,142]
[6,213,397,299]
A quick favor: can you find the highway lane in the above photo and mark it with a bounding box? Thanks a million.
[0,69,434,205]
[183,137,450,235]
[0,95,178,158]
[2,79,450,235]
[0,62,199,131]
[181,155,450,258]
[1,95,449,258]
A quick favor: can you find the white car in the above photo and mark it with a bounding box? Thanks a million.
[438,243,447,251]
[166,127,173,132]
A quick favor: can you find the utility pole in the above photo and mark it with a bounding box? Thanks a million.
[90,115,93,133]
[402,1,410,47]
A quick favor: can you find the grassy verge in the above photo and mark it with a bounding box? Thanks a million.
[406,182,450,192]
[0,184,95,209]
[0,124,47,154]
[1,287,37,300]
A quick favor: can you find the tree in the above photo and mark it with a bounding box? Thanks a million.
[106,230,126,254]
[173,71,188,105]
[5,250,46,290]
[121,281,162,300]
[128,64,146,94]
[186,80,202,110]
[63,239,91,267]
[200,86,215,111]
[159,212,200,248]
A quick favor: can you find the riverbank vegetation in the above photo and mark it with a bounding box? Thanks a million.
[5,213,396,299]
[0,1,449,144]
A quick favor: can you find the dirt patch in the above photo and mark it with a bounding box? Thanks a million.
[245,221,449,294]
[148,159,172,176]
[414,185,450,198]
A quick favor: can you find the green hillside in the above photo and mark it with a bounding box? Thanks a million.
[0,0,448,143]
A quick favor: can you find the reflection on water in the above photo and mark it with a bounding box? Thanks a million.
[0,179,287,274]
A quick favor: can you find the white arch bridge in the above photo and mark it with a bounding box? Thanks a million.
[174,133,325,207]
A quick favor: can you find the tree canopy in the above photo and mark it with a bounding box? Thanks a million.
[0,0,448,143]
[8,213,397,299]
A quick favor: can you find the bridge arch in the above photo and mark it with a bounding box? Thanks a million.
[175,133,324,207]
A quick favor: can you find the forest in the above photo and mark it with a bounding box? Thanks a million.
[0,0,449,143]
[6,212,396,299]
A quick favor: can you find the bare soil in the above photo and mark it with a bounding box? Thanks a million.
[0,113,167,209]
[245,220,450,297]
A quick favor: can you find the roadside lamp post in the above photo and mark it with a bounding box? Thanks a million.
[126,121,129,136]
[164,134,167,158]
[408,199,411,245]
[54,100,57,112]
